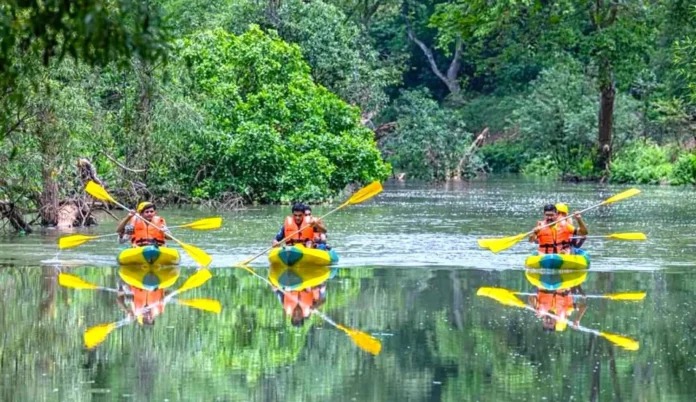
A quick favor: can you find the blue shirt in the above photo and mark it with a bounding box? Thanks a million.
[274,225,285,242]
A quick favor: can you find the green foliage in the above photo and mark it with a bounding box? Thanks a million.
[479,141,528,174]
[521,155,562,179]
[610,140,674,184]
[383,88,479,181]
[0,1,169,91]
[670,152,696,185]
[177,27,389,202]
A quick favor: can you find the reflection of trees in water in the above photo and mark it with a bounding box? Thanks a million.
[2,267,696,400]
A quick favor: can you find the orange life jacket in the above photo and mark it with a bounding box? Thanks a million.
[536,220,573,254]
[535,290,574,317]
[131,216,166,246]
[284,216,314,245]
[131,287,165,316]
[283,289,319,317]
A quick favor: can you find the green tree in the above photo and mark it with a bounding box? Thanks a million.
[177,26,390,202]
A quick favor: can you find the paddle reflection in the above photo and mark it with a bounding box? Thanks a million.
[477,269,643,351]
[57,266,218,349]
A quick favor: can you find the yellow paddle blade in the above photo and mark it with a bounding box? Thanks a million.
[58,273,101,290]
[487,233,527,253]
[176,298,222,313]
[180,242,213,267]
[58,234,100,249]
[176,269,213,294]
[600,331,640,351]
[345,181,383,206]
[85,181,117,204]
[605,292,646,301]
[603,188,641,205]
[84,322,119,349]
[476,287,527,308]
[477,238,496,248]
[336,325,382,355]
[177,217,222,230]
[607,232,647,241]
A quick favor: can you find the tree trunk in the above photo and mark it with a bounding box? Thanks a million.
[37,109,59,226]
[0,201,32,233]
[596,70,615,174]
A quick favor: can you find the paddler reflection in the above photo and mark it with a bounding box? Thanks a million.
[269,262,337,327]
[525,269,588,331]
[116,265,180,325]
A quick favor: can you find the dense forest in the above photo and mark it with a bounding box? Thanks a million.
[2,1,696,229]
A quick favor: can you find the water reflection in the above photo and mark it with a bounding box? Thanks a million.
[478,269,642,351]
[269,262,336,327]
[57,266,219,349]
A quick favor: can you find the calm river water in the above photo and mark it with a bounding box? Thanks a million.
[1,178,695,401]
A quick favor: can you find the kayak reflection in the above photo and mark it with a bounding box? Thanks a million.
[117,265,181,325]
[269,262,337,327]
[477,269,644,350]
[57,267,218,349]
[525,269,588,331]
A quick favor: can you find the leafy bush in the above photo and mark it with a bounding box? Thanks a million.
[670,153,696,185]
[521,155,562,178]
[479,141,529,173]
[610,140,674,184]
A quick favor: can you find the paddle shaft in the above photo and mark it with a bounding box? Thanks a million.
[516,292,625,299]
[109,198,190,248]
[241,202,349,265]
[518,301,621,339]
[520,202,604,239]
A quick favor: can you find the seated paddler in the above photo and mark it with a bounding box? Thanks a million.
[116,202,169,247]
[272,202,326,248]
[529,204,588,255]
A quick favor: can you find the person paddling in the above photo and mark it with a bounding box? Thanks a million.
[305,206,329,250]
[556,203,586,248]
[116,202,169,247]
[272,203,325,248]
[529,204,588,255]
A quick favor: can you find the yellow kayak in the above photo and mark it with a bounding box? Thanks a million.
[524,249,590,270]
[268,244,339,267]
[117,245,180,266]
[269,262,336,291]
[119,265,181,290]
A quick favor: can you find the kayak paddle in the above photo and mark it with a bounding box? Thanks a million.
[235,263,382,355]
[478,188,641,253]
[84,181,213,267]
[476,287,639,350]
[239,181,383,266]
[57,217,223,249]
[571,232,647,241]
[83,269,215,349]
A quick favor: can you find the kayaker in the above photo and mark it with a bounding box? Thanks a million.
[556,203,585,248]
[304,206,329,249]
[529,204,588,254]
[116,202,169,247]
[272,203,325,248]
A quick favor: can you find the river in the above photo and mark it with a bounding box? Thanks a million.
[1,177,695,401]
